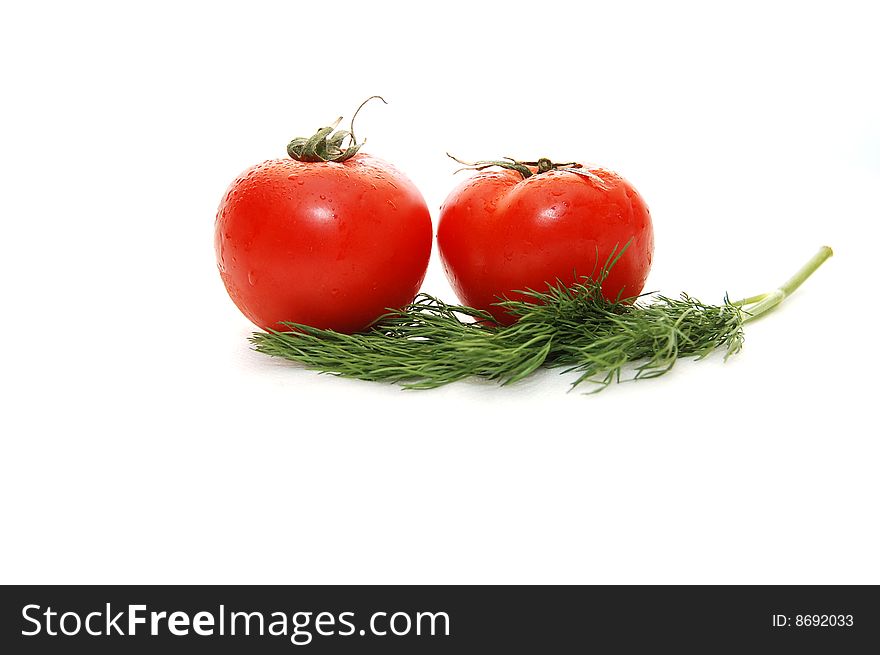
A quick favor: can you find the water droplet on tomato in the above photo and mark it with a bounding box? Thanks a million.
[331,288,340,296]
[320,194,326,200]
[247,271,257,286]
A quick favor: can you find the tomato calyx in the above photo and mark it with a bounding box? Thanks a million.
[286,95,387,163]
[447,154,609,187]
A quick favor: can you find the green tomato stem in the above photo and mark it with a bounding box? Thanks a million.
[287,96,387,163]
[742,246,833,323]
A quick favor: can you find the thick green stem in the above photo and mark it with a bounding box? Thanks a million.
[742,246,833,323]
[730,293,768,306]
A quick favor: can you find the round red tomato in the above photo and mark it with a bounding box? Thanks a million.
[215,153,432,333]
[437,160,654,324]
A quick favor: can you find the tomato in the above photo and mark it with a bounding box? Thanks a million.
[436,159,654,324]
[215,153,432,333]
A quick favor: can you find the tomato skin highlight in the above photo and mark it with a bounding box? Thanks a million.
[215,153,432,333]
[436,167,654,324]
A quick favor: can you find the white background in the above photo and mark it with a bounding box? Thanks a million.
[2,1,878,584]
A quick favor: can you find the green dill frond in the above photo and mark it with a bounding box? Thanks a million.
[249,247,830,393]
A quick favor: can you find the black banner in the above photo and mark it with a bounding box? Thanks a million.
[1,585,876,653]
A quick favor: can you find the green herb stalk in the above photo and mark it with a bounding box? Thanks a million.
[250,246,832,392]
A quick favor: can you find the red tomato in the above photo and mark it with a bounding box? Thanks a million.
[215,153,432,333]
[436,162,654,324]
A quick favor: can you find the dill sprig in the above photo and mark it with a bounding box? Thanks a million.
[250,246,832,392]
